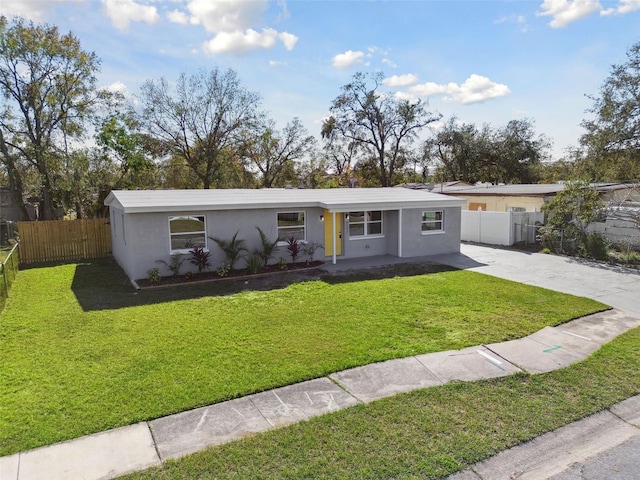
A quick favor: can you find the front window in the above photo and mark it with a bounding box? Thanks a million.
[277,211,306,242]
[169,215,206,252]
[349,211,383,238]
[421,210,444,233]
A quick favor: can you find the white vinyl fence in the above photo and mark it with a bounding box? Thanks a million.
[461,210,544,246]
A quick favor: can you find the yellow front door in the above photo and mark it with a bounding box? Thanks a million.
[324,210,343,256]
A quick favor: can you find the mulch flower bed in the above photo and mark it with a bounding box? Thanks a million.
[135,261,324,289]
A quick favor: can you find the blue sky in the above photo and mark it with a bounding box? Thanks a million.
[2,0,639,160]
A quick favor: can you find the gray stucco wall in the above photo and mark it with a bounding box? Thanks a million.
[401,207,462,257]
[341,211,397,258]
[110,205,462,281]
[114,206,326,281]
[110,206,136,281]
[340,208,461,260]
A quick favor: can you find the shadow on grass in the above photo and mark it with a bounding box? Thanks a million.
[71,258,458,311]
[320,262,457,284]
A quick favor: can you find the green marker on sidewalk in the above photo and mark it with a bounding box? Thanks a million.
[543,345,562,353]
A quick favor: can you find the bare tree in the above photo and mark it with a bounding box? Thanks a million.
[322,72,440,186]
[139,68,262,189]
[242,117,316,188]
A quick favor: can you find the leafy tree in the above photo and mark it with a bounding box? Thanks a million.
[492,119,550,183]
[322,71,440,187]
[139,68,262,189]
[427,117,548,184]
[96,112,158,189]
[426,118,487,183]
[0,16,107,219]
[539,179,603,255]
[295,156,341,188]
[580,41,640,181]
[242,117,316,188]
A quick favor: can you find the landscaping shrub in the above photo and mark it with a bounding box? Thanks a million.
[245,254,262,274]
[582,232,609,261]
[156,253,186,277]
[210,230,247,270]
[286,237,301,263]
[255,226,279,268]
[146,267,161,285]
[190,246,211,273]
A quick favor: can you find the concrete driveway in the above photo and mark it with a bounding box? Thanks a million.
[435,243,640,315]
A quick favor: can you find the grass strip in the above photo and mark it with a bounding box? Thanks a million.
[124,327,640,479]
[0,259,605,455]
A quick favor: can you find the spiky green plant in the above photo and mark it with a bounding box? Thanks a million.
[255,226,279,268]
[210,230,248,270]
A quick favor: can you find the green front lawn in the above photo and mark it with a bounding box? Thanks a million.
[124,327,640,479]
[0,259,605,456]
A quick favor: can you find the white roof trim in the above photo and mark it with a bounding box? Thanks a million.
[104,188,465,214]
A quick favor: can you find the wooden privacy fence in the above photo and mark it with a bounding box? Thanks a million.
[18,218,111,265]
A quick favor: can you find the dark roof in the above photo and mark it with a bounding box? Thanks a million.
[402,182,638,197]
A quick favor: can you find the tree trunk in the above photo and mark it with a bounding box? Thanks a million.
[7,165,32,221]
[0,135,32,221]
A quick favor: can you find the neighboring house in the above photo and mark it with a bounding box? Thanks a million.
[590,183,640,248]
[408,183,565,212]
[408,182,637,213]
[0,187,37,222]
[104,188,465,281]
[404,182,640,247]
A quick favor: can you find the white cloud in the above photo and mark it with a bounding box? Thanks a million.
[383,74,419,88]
[367,45,389,56]
[101,81,140,105]
[332,50,365,68]
[279,31,298,51]
[269,60,287,67]
[202,28,297,55]
[601,0,640,15]
[410,82,450,97]
[537,0,602,27]
[410,74,511,104]
[167,9,189,25]
[103,81,130,96]
[276,0,291,22]
[494,14,530,32]
[183,0,297,55]
[382,58,398,69]
[102,0,159,30]
[186,0,267,33]
[394,91,419,103]
[0,0,82,22]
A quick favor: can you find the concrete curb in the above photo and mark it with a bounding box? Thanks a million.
[449,396,640,480]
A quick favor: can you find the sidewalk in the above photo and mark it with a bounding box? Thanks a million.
[2,308,639,480]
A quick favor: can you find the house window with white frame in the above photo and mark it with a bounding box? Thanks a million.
[348,211,383,238]
[421,210,444,233]
[277,211,306,242]
[169,215,206,252]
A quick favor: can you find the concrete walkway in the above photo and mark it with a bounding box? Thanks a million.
[1,308,639,480]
